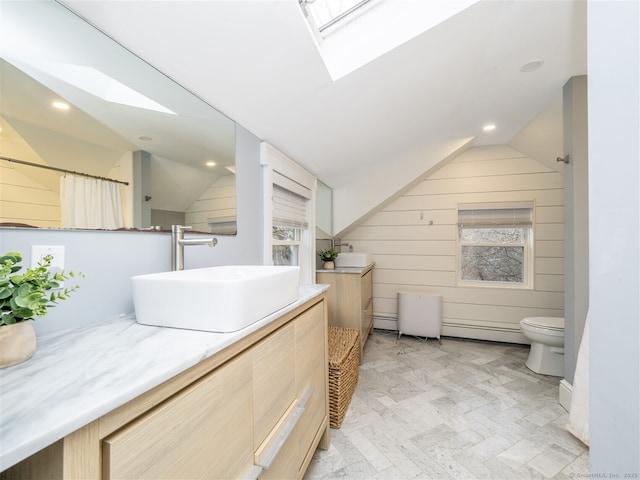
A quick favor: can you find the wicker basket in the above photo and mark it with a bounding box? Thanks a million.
[328,326,360,428]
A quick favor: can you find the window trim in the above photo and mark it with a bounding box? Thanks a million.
[314,0,373,32]
[456,201,535,289]
[261,142,316,284]
[299,0,378,37]
[272,226,302,267]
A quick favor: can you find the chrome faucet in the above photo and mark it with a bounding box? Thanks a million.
[171,225,218,271]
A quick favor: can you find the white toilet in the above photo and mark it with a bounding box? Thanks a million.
[520,317,565,377]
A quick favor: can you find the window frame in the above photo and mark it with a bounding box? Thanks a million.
[300,0,375,34]
[261,142,316,284]
[272,226,302,267]
[456,202,535,290]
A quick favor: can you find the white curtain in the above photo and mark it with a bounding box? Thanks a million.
[60,174,125,229]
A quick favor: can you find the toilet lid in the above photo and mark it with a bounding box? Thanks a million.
[521,317,564,330]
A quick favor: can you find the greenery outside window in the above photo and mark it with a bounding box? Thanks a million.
[458,202,534,288]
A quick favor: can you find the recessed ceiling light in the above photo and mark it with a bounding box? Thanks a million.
[206,161,216,167]
[520,60,544,73]
[483,124,496,132]
[139,136,152,141]
[52,101,70,110]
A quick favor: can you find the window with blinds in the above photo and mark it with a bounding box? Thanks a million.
[272,185,309,229]
[458,202,534,287]
[272,184,310,267]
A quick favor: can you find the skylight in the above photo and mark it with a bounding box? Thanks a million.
[38,63,176,115]
[301,0,375,34]
[299,0,481,81]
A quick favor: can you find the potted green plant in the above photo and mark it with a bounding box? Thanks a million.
[318,248,339,270]
[0,251,83,368]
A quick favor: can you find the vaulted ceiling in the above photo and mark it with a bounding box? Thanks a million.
[60,0,586,193]
[32,0,585,235]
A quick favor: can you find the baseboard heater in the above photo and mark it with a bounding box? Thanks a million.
[373,315,527,345]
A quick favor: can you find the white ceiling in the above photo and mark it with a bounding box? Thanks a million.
[60,0,586,190]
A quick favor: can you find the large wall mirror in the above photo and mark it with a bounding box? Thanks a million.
[0,1,237,234]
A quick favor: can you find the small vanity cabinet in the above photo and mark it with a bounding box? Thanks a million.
[1,295,330,480]
[317,265,374,361]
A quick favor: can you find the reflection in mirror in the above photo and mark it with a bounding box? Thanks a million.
[316,181,332,239]
[0,1,237,234]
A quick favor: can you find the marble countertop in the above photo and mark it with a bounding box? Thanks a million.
[316,263,374,274]
[0,284,327,472]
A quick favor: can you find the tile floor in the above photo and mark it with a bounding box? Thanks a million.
[305,330,589,479]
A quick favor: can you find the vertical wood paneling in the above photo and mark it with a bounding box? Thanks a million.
[343,146,565,341]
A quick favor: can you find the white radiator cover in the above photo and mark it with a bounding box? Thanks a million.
[397,291,443,339]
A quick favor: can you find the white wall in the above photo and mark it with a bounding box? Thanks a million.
[333,137,472,238]
[343,145,565,343]
[563,75,589,386]
[588,0,640,473]
[0,124,264,336]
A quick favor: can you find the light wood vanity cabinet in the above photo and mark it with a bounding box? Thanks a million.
[2,295,330,480]
[103,352,255,479]
[258,304,327,479]
[294,301,330,471]
[317,266,374,361]
[253,322,296,452]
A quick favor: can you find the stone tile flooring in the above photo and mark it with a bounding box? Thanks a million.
[305,330,589,479]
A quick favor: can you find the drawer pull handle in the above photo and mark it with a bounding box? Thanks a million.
[258,387,314,470]
[244,465,263,480]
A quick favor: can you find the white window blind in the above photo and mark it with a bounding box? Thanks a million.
[273,184,309,228]
[458,201,533,227]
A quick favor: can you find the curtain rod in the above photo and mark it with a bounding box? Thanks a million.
[0,156,129,186]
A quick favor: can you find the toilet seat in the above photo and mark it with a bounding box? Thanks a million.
[521,317,564,331]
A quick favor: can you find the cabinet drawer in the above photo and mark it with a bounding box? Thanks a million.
[258,428,299,480]
[295,303,327,471]
[360,270,372,309]
[103,352,254,480]
[253,322,296,450]
[255,302,328,479]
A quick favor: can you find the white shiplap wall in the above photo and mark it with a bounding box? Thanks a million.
[185,174,236,232]
[0,163,60,228]
[343,145,565,343]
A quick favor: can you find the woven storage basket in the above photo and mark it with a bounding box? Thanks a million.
[328,326,360,428]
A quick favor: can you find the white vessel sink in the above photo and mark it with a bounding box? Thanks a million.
[132,265,300,332]
[334,252,372,268]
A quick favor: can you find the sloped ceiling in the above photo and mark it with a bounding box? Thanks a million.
[60,0,586,231]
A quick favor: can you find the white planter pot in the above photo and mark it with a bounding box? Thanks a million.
[0,321,36,369]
